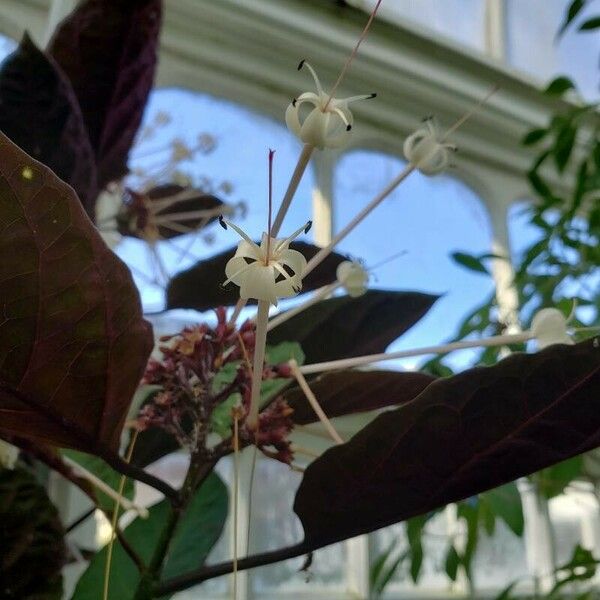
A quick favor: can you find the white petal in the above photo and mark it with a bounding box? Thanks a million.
[234,239,262,261]
[299,108,329,149]
[285,103,302,138]
[239,264,278,304]
[280,248,307,277]
[225,256,254,285]
[0,440,18,469]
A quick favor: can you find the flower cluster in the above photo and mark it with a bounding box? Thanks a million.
[136,308,296,464]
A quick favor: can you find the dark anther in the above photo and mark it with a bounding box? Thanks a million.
[422,114,434,122]
[292,98,297,107]
[297,59,305,71]
[346,124,352,131]
[368,93,377,99]
[304,220,313,234]
[218,215,227,230]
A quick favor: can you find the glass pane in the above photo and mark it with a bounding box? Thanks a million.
[351,0,486,52]
[249,459,347,594]
[334,150,495,371]
[506,0,600,99]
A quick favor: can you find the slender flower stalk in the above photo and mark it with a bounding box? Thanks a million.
[248,300,270,429]
[62,455,149,518]
[304,165,415,277]
[272,144,314,237]
[288,359,344,444]
[298,332,535,375]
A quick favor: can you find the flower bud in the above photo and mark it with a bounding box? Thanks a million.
[531,308,573,349]
[336,260,368,297]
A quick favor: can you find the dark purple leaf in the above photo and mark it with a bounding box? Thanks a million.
[268,290,439,364]
[0,469,66,598]
[118,184,224,240]
[166,242,348,311]
[0,34,97,219]
[285,370,436,424]
[295,339,600,547]
[48,0,162,188]
[0,132,153,452]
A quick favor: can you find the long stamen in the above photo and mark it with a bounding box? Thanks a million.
[323,0,383,110]
[333,107,351,130]
[288,359,344,445]
[267,149,275,259]
[275,220,312,253]
[344,93,377,104]
[298,332,535,375]
[442,84,499,141]
[298,60,324,96]
[219,217,258,247]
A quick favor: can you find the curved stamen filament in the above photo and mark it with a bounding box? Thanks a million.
[333,108,351,129]
[275,220,312,253]
[220,218,260,249]
[299,61,324,97]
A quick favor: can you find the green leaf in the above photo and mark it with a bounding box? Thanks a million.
[553,123,577,172]
[480,482,524,537]
[558,0,586,36]
[537,455,583,498]
[451,251,489,274]
[0,468,66,599]
[444,544,460,581]
[61,449,135,513]
[579,16,600,30]
[210,341,305,438]
[545,76,575,96]
[494,581,518,600]
[72,472,228,600]
[522,127,548,145]
[406,515,427,583]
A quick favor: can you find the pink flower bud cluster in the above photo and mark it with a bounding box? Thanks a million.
[136,308,296,464]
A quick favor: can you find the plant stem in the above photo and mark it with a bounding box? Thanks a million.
[271,144,314,237]
[303,165,415,278]
[132,456,215,600]
[298,331,534,375]
[155,542,311,595]
[248,300,270,429]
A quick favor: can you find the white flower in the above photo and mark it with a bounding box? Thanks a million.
[403,117,457,175]
[336,260,368,297]
[531,308,574,349]
[222,218,310,305]
[285,60,376,150]
[0,440,18,469]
